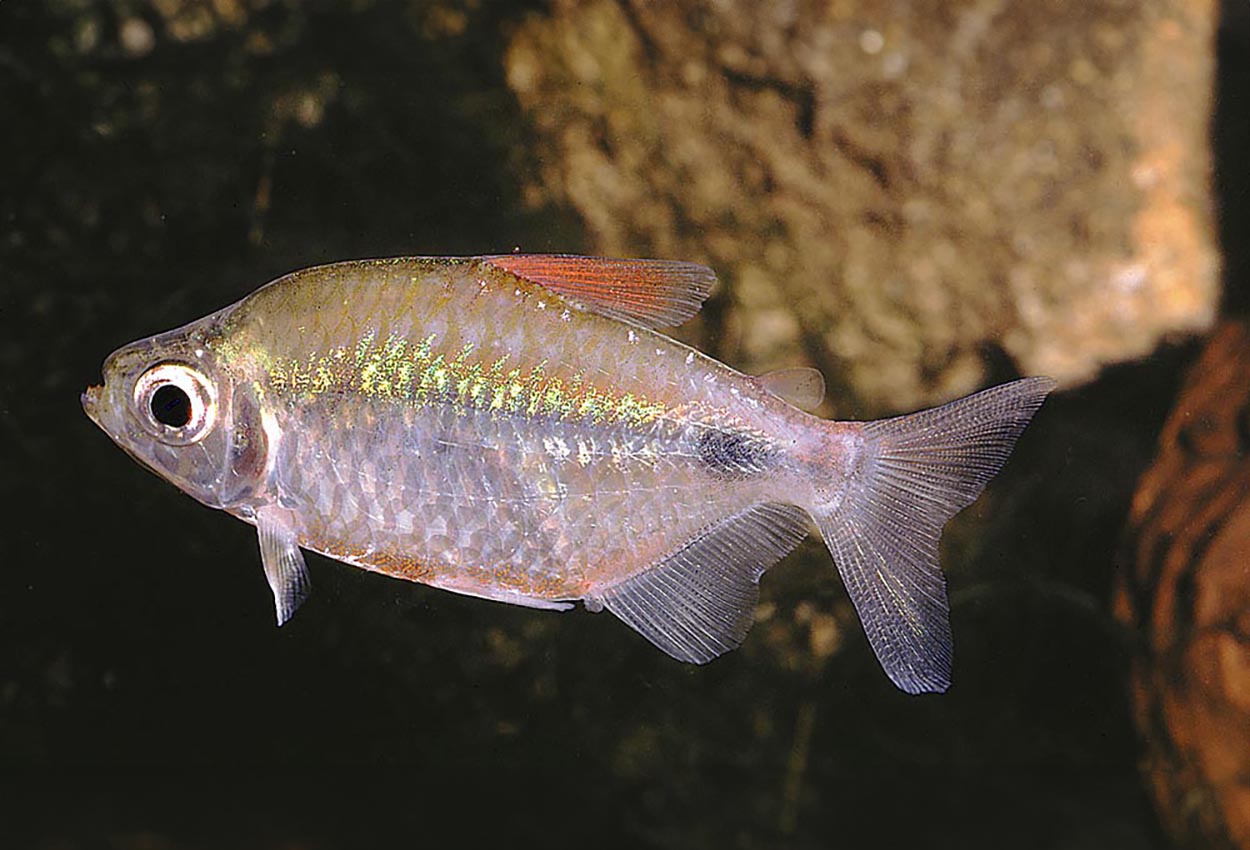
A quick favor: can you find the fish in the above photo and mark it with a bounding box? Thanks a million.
[82,254,1054,693]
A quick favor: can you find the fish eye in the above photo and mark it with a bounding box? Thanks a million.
[150,383,191,427]
[133,362,217,445]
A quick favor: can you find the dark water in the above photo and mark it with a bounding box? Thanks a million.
[2,2,1246,848]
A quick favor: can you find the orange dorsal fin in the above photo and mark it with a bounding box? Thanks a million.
[483,254,716,329]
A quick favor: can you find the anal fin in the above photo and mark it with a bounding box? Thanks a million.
[257,507,310,626]
[596,503,810,663]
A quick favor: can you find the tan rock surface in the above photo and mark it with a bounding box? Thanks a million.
[506,0,1219,412]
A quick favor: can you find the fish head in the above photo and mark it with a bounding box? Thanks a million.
[83,312,270,512]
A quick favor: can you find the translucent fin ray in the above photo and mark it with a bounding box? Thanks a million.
[757,367,826,411]
[257,507,310,626]
[483,254,716,329]
[811,377,1055,693]
[598,503,810,663]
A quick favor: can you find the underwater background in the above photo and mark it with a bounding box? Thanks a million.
[2,1,1248,848]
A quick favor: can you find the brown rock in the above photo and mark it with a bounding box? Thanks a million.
[506,0,1219,412]
[1117,322,1250,850]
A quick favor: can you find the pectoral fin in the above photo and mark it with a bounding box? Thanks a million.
[257,507,310,626]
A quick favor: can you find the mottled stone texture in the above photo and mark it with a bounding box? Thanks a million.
[1117,322,1250,850]
[505,0,1219,412]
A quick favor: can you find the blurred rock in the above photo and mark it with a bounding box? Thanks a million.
[1117,321,1250,850]
[505,0,1219,412]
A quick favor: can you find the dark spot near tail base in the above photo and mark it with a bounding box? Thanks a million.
[697,428,773,478]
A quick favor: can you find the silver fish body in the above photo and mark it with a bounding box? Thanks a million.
[84,255,1054,693]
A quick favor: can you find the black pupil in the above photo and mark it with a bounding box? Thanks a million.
[150,384,192,428]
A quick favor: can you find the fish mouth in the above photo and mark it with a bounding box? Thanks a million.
[81,384,103,427]
[82,388,164,480]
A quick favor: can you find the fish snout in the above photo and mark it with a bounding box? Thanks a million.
[81,384,103,423]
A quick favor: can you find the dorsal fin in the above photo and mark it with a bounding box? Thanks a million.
[757,367,826,411]
[593,502,810,663]
[482,254,716,329]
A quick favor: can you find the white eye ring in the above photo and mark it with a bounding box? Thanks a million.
[133,362,217,445]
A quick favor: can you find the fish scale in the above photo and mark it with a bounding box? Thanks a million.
[278,376,747,599]
[84,254,1054,693]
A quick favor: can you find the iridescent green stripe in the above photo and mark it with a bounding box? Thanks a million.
[265,331,667,426]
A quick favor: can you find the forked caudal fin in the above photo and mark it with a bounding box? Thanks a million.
[592,377,1051,693]
[811,376,1056,694]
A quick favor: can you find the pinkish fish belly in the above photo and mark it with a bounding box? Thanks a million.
[277,390,777,605]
